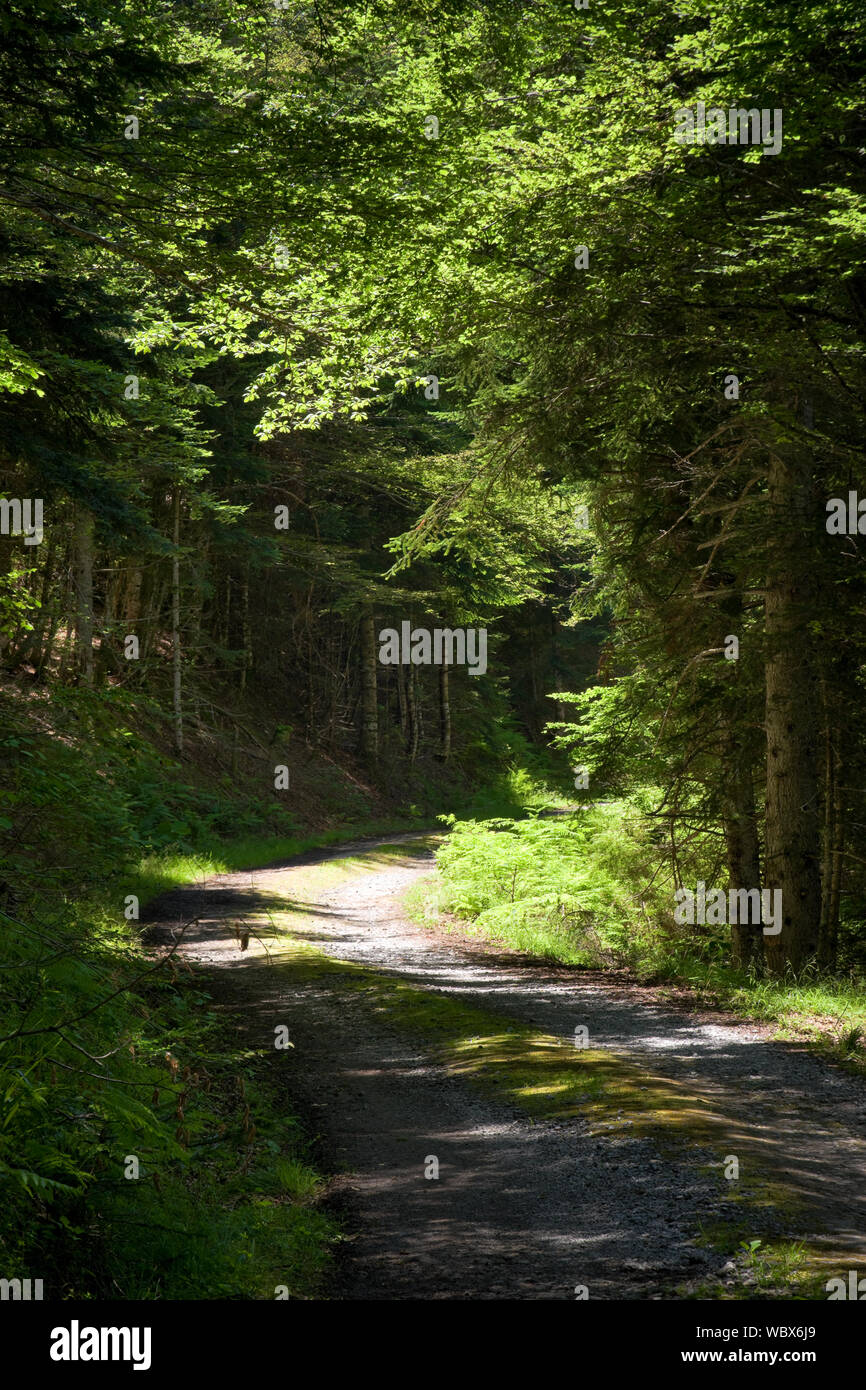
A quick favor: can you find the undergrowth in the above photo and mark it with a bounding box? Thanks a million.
[0,678,540,1296]
[425,801,866,1050]
[0,683,382,1297]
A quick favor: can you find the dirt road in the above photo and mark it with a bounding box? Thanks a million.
[145,835,866,1300]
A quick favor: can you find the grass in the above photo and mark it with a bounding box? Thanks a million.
[685,1233,827,1300]
[418,804,866,1064]
[651,962,866,1069]
[133,818,431,906]
[92,1045,340,1301]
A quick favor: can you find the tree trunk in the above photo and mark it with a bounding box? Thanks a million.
[439,660,451,761]
[124,563,143,623]
[359,612,378,762]
[827,770,844,969]
[722,726,763,971]
[172,489,183,755]
[73,506,94,687]
[397,661,408,745]
[763,448,821,975]
[408,665,420,761]
[817,671,845,969]
[238,570,249,690]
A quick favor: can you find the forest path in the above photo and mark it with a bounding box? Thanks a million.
[144,834,866,1300]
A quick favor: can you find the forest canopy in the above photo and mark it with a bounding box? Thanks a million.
[2,0,866,980]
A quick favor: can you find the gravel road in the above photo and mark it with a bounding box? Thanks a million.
[145,835,866,1299]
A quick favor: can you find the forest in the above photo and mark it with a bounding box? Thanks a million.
[1,0,866,1321]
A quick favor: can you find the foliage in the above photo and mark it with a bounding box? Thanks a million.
[431,798,695,968]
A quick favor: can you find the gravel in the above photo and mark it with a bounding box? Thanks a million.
[144,835,866,1299]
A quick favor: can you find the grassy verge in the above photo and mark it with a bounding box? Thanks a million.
[132,818,430,906]
[0,883,345,1299]
[419,807,866,1065]
[651,966,866,1067]
[85,1008,340,1300]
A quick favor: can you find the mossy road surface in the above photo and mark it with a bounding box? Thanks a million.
[145,835,866,1300]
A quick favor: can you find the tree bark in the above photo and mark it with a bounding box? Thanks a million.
[73,506,94,687]
[240,570,251,691]
[359,612,378,762]
[722,725,763,971]
[397,661,408,744]
[817,671,845,969]
[407,665,420,762]
[124,564,143,625]
[439,660,451,761]
[762,448,821,974]
[172,489,183,755]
